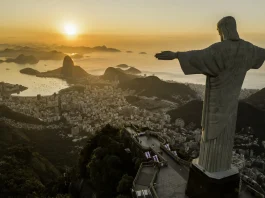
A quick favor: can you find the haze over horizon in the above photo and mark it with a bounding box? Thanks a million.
[1,0,265,93]
[2,2,265,198]
[1,0,265,51]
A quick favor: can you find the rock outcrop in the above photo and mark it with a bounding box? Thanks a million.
[119,76,197,103]
[37,56,88,79]
[102,67,136,82]
[61,55,74,77]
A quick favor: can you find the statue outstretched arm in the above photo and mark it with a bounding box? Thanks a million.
[155,51,179,60]
[251,46,265,69]
[155,43,223,76]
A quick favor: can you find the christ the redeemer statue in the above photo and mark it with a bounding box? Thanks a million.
[155,16,265,197]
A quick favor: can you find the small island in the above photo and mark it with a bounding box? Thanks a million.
[20,68,40,75]
[126,51,133,53]
[139,52,147,55]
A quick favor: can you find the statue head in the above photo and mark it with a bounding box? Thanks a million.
[217,16,240,41]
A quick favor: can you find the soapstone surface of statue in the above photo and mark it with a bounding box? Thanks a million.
[155,16,265,172]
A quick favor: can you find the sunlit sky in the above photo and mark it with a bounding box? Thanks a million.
[1,0,265,49]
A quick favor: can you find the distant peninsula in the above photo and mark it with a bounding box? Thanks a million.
[119,76,197,104]
[102,66,142,83]
[102,67,137,83]
[5,54,39,64]
[19,56,90,83]
[0,82,28,95]
[37,55,89,80]
[0,47,66,60]
[0,45,121,61]
[54,45,121,54]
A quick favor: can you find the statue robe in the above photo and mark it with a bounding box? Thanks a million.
[178,39,265,172]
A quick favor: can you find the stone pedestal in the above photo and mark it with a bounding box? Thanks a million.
[186,160,240,198]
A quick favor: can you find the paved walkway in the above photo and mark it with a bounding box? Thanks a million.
[156,166,187,198]
[135,166,156,191]
[138,135,189,179]
[138,136,160,151]
[138,135,188,197]
[131,128,260,198]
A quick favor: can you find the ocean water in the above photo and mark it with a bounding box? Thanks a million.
[1,52,265,96]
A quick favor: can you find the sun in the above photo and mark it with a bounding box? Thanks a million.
[64,23,77,36]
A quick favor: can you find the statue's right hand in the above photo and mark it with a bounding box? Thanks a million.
[155,51,176,60]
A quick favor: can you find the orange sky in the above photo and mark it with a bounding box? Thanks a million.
[1,0,265,51]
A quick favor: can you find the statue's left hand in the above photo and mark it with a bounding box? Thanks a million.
[155,51,176,60]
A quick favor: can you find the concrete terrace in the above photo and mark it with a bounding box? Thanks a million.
[127,127,262,198]
[128,127,189,198]
[137,134,188,198]
[135,166,156,191]
[155,166,187,198]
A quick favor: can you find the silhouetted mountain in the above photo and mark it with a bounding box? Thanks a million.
[245,88,265,111]
[92,45,120,52]
[0,82,28,95]
[167,100,203,126]
[119,76,197,103]
[0,120,84,196]
[116,64,130,69]
[167,100,265,140]
[0,44,121,61]
[0,143,61,197]
[5,54,39,64]
[61,55,74,77]
[115,64,141,74]
[102,67,137,82]
[54,45,121,53]
[0,105,43,124]
[125,67,141,74]
[37,56,89,79]
[0,48,66,60]
[20,68,40,75]
[0,122,30,144]
[237,102,265,139]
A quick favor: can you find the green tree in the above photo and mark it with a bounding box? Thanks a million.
[117,174,133,194]
[77,124,137,198]
[116,195,130,198]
